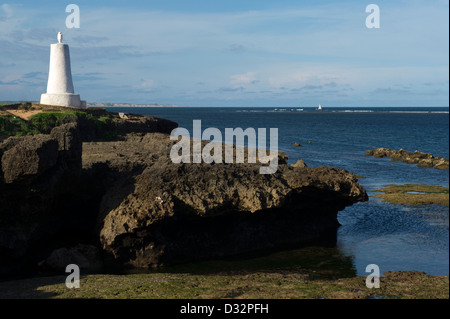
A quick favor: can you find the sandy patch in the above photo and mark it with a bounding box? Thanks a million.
[4,109,43,121]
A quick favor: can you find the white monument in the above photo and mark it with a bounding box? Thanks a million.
[40,32,86,108]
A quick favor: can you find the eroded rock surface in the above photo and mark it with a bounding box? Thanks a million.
[365,148,449,170]
[85,134,368,268]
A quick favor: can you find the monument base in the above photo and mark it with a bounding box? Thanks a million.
[40,93,86,108]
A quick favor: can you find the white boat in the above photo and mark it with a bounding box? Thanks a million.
[317,104,323,111]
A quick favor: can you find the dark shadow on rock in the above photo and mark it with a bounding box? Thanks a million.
[0,275,66,299]
[118,238,357,282]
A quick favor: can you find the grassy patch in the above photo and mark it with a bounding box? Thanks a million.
[29,111,81,134]
[0,110,117,141]
[1,111,83,137]
[28,111,117,140]
[374,184,449,206]
[0,246,447,299]
[0,270,447,299]
[0,115,40,137]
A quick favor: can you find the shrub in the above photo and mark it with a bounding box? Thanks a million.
[1,111,118,141]
[0,115,39,136]
[29,111,82,134]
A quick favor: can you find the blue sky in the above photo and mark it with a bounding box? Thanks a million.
[0,0,448,107]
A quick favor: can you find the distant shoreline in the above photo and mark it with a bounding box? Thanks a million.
[88,103,181,108]
[2,102,448,110]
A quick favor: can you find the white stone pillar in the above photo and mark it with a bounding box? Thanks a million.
[40,33,86,108]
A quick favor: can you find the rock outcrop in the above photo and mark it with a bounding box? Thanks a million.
[0,122,86,276]
[291,159,307,168]
[38,244,103,273]
[1,135,59,184]
[0,110,178,277]
[89,134,367,268]
[76,110,178,142]
[365,148,449,170]
[0,108,368,276]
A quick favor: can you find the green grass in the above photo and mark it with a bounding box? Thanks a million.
[29,111,117,140]
[10,246,439,299]
[28,111,80,134]
[0,115,40,137]
[374,184,449,206]
[0,270,447,299]
[1,111,86,137]
[0,111,117,141]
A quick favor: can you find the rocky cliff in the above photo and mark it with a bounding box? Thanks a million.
[84,134,367,268]
[0,122,85,275]
[0,107,368,276]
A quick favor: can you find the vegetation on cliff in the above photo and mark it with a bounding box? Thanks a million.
[0,115,38,136]
[0,103,116,140]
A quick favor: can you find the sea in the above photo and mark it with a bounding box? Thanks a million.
[107,106,449,276]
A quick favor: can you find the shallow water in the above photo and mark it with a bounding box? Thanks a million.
[108,106,449,276]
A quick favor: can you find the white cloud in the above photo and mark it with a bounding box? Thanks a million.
[230,72,258,87]
[1,4,13,18]
[140,79,155,88]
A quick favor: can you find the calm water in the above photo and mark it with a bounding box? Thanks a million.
[108,107,449,276]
